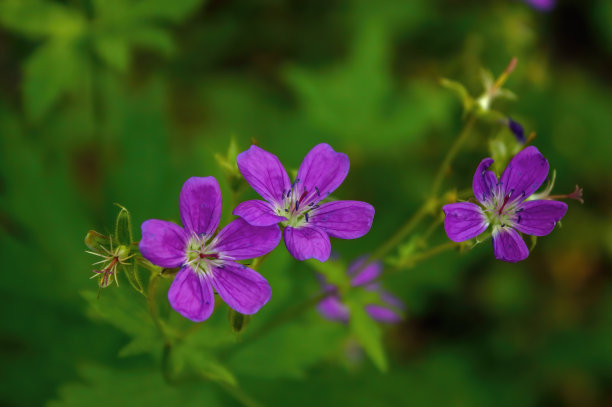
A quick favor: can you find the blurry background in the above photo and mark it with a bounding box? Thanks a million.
[1,0,612,406]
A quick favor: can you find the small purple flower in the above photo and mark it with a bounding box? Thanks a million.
[443,146,568,262]
[317,257,404,324]
[234,144,375,262]
[523,0,555,11]
[139,177,281,322]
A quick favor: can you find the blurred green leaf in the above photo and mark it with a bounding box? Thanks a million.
[347,301,387,372]
[82,288,161,357]
[0,0,85,39]
[48,364,220,407]
[23,39,85,121]
[228,318,344,379]
[94,36,130,72]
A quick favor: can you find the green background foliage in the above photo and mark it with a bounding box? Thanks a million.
[1,0,611,406]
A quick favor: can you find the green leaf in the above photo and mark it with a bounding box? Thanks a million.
[440,78,474,114]
[82,287,161,356]
[348,301,387,371]
[48,364,221,407]
[133,0,205,23]
[95,36,130,72]
[23,39,85,121]
[114,204,133,246]
[228,318,344,379]
[0,0,85,39]
[126,25,176,56]
[173,341,237,387]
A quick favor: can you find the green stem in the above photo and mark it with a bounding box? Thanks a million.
[147,273,170,345]
[369,203,430,262]
[430,114,477,199]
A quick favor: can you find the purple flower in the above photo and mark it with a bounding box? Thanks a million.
[317,257,404,324]
[139,177,281,322]
[523,0,555,11]
[443,146,567,262]
[234,144,375,262]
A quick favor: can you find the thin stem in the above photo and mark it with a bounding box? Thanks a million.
[147,273,170,345]
[369,203,430,262]
[430,114,477,199]
[389,241,461,274]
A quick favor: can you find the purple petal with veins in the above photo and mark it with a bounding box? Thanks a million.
[472,158,498,205]
[284,225,331,262]
[168,267,215,322]
[139,219,187,268]
[210,261,272,315]
[513,200,567,237]
[296,143,349,204]
[310,200,375,239]
[443,202,489,242]
[233,199,285,226]
[236,145,291,205]
[179,177,222,237]
[499,146,549,202]
[492,226,529,263]
[210,218,281,260]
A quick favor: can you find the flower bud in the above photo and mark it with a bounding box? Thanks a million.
[114,204,133,246]
[228,308,250,333]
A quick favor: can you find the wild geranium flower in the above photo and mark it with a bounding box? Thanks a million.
[443,146,568,262]
[234,144,375,262]
[317,257,404,324]
[139,177,281,322]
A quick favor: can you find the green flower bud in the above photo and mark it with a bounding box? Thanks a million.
[228,308,250,333]
[114,204,133,246]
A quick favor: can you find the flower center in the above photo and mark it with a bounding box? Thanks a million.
[184,235,221,276]
[274,179,321,228]
[483,188,524,228]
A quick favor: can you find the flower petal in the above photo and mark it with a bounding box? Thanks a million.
[513,200,568,236]
[139,219,186,268]
[310,200,374,239]
[492,226,529,263]
[364,305,402,324]
[381,291,405,312]
[209,218,281,260]
[499,146,549,201]
[210,261,272,315]
[168,267,215,322]
[284,225,331,262]
[236,145,291,205]
[179,177,222,237]
[472,158,498,205]
[317,295,349,322]
[348,256,382,286]
[296,143,349,203]
[442,202,489,242]
[233,199,285,227]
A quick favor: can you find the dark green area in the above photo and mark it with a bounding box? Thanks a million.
[1,0,611,406]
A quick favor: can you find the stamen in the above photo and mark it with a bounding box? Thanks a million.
[315,186,320,197]
[305,212,309,223]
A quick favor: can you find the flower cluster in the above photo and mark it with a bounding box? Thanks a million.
[90,140,574,324]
